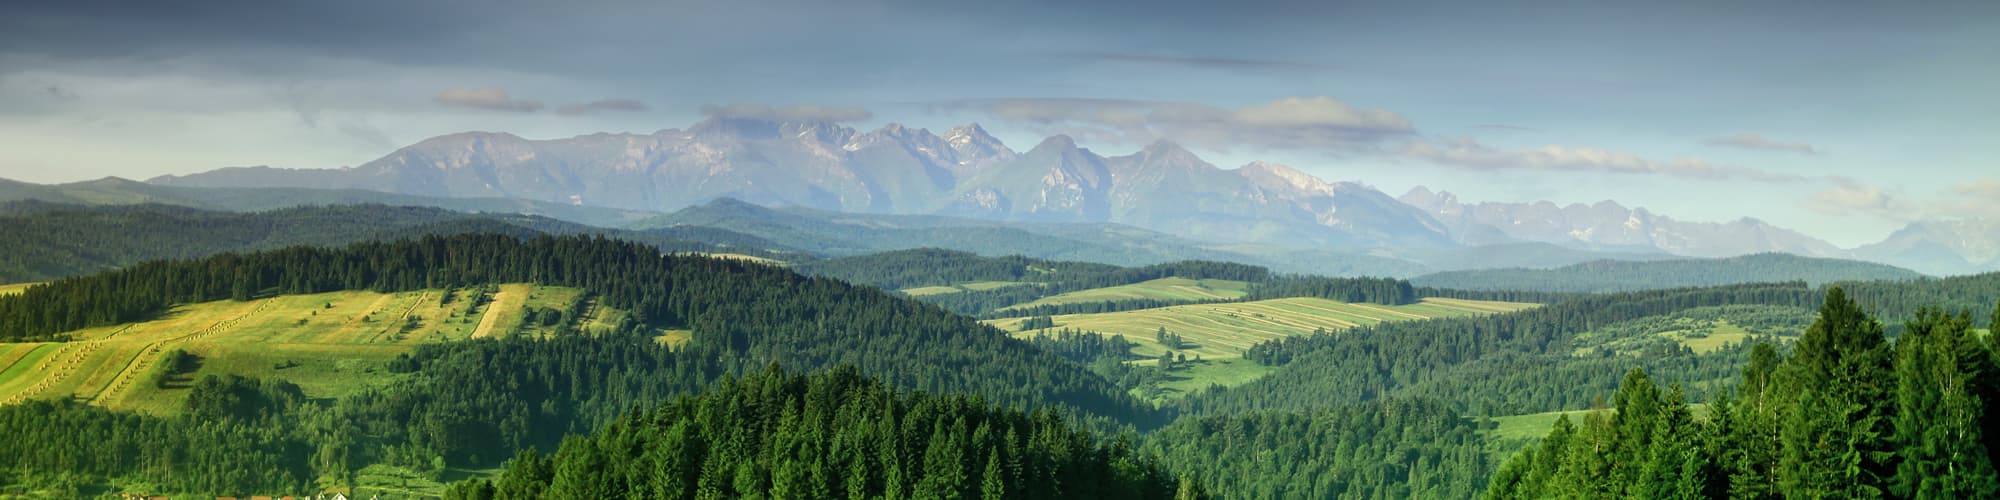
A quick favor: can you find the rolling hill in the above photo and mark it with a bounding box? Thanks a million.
[0,284,601,414]
[0,202,779,282]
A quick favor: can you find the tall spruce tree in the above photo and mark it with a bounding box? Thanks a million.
[1776,287,1895,498]
[1891,309,2000,497]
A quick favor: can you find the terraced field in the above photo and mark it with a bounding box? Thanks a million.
[997,277,1250,311]
[0,284,620,414]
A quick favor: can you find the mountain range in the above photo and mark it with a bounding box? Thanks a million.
[133,115,2000,275]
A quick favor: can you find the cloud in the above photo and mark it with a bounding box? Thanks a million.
[1951,179,2000,199]
[1401,137,1804,182]
[1050,51,1326,71]
[337,121,395,149]
[557,98,649,116]
[1806,177,1905,219]
[43,84,75,100]
[1706,133,1820,154]
[700,103,871,122]
[954,96,1414,151]
[1800,177,2000,221]
[434,87,543,113]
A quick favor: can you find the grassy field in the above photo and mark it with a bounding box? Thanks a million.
[0,284,621,415]
[1678,321,1753,354]
[997,277,1250,311]
[901,280,1039,297]
[993,296,1537,401]
[0,282,35,296]
[1485,404,1711,457]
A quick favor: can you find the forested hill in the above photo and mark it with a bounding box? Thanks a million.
[1489,290,2000,498]
[0,233,1169,495]
[1410,252,1925,293]
[0,202,781,283]
[796,248,1121,290]
[444,366,1197,499]
[0,233,1146,419]
[0,175,656,227]
[797,248,1425,316]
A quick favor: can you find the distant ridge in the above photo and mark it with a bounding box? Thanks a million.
[1410,253,1926,293]
[141,114,1848,260]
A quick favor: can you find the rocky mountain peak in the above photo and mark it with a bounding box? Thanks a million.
[942,123,1015,166]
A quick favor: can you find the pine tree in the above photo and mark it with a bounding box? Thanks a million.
[981,449,1007,500]
[1891,309,2000,498]
[1776,287,1894,498]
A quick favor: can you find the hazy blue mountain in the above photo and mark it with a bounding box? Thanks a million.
[1853,218,2000,276]
[142,115,1996,270]
[1410,253,1925,293]
[1,176,657,227]
[149,117,1455,251]
[152,117,1017,216]
[1399,186,1844,258]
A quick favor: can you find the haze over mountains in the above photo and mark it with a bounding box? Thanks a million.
[139,115,2000,276]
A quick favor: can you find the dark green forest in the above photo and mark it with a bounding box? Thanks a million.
[0,202,774,283]
[1489,290,2000,498]
[443,366,1199,500]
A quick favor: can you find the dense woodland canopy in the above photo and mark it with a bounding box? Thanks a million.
[803,248,1425,317]
[1489,290,2000,498]
[1144,399,1493,499]
[443,366,1199,500]
[0,202,764,283]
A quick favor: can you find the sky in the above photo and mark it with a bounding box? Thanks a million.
[1,0,1996,247]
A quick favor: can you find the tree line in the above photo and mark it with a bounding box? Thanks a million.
[443,366,1204,500]
[1489,289,2000,498]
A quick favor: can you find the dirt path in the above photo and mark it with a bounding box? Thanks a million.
[470,289,516,339]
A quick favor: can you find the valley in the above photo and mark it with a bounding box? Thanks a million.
[5,4,1994,498]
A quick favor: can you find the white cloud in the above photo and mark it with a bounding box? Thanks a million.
[1806,177,1905,218]
[700,103,871,122]
[1401,137,1804,182]
[1802,177,2000,221]
[1707,133,1820,154]
[557,98,649,116]
[954,96,1414,151]
[434,87,543,113]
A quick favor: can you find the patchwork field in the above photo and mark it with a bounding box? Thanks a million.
[901,281,1039,297]
[0,284,618,415]
[994,296,1536,360]
[1677,321,1754,354]
[992,296,1538,401]
[998,277,1251,311]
